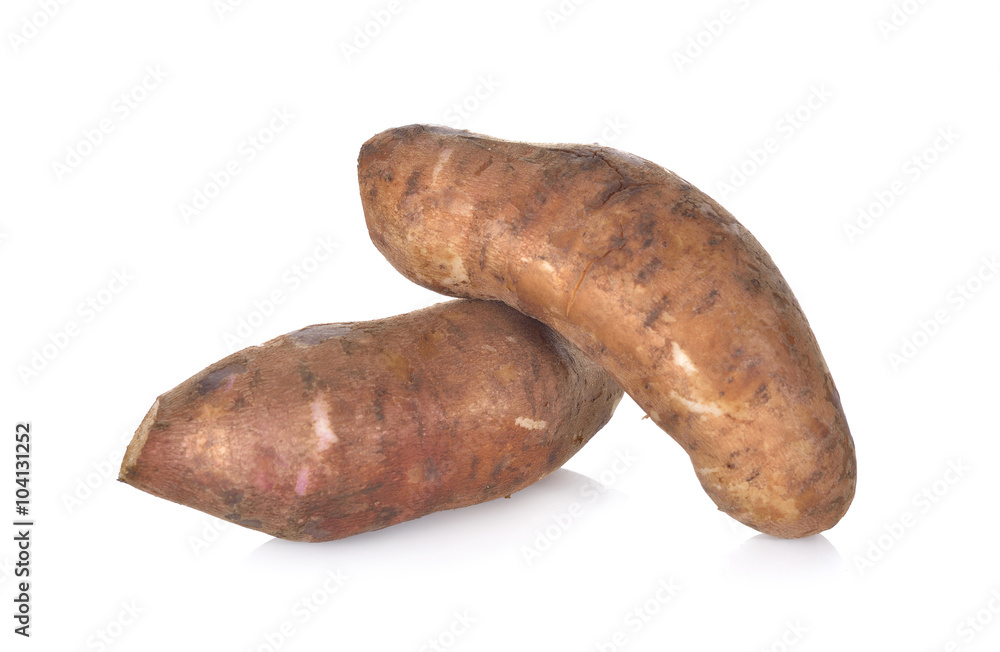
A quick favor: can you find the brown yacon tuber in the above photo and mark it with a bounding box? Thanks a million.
[119,300,622,542]
[358,124,856,538]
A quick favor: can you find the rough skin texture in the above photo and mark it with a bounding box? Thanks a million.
[358,124,857,538]
[119,300,623,542]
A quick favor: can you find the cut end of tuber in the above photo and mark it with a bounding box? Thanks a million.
[119,399,158,483]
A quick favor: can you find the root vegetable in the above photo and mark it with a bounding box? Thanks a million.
[358,124,856,538]
[119,300,622,542]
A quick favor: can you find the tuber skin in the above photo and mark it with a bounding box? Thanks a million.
[358,124,857,538]
[119,300,622,542]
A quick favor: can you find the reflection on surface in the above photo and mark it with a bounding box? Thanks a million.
[723,533,845,585]
[249,467,630,573]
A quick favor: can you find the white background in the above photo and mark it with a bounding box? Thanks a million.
[2,0,999,650]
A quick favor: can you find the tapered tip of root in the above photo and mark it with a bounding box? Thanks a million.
[119,399,159,483]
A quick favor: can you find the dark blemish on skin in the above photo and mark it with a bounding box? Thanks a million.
[373,386,386,421]
[298,363,315,391]
[197,363,246,395]
[636,215,657,237]
[300,520,331,541]
[754,384,770,405]
[474,157,494,175]
[529,357,542,383]
[404,170,422,196]
[671,197,701,219]
[335,483,385,503]
[733,271,764,295]
[222,489,244,506]
[693,289,719,315]
[635,257,663,284]
[291,323,351,346]
[424,458,440,481]
[223,514,262,529]
[708,237,720,246]
[376,507,401,526]
[643,295,671,328]
[745,468,761,483]
[804,469,824,488]
[671,202,693,219]
[490,457,510,479]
